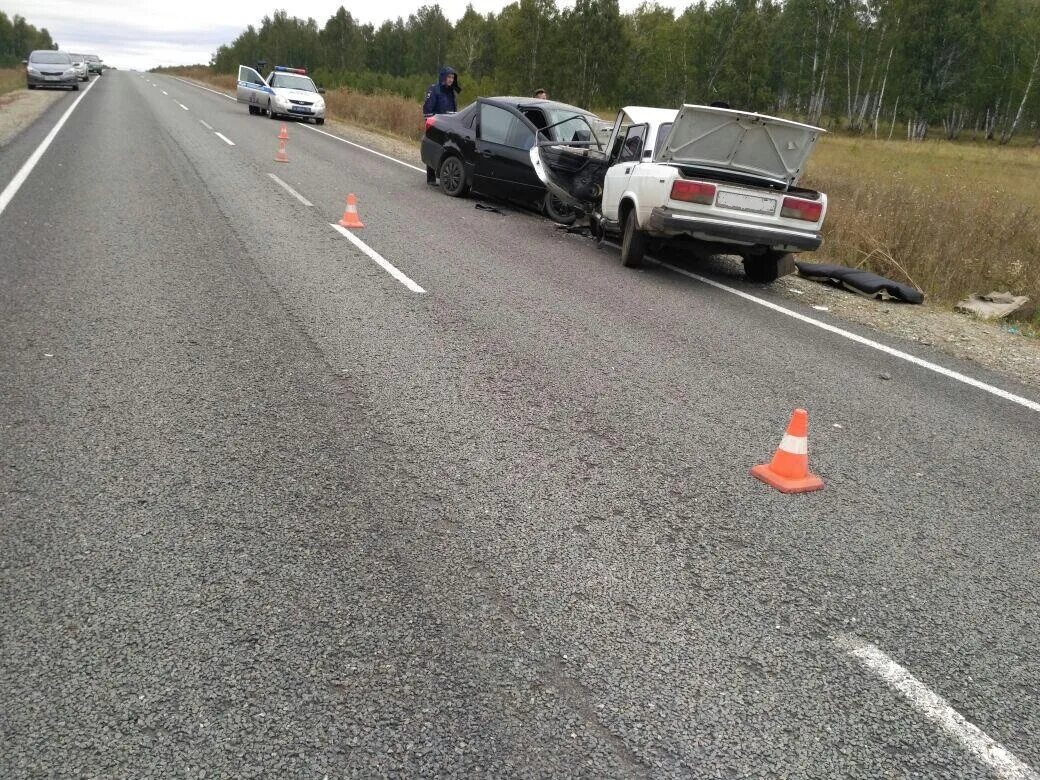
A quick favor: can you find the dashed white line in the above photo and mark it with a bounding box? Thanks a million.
[838,635,1040,780]
[330,223,425,293]
[267,173,313,207]
[161,90,168,95]
[214,132,235,146]
[304,125,425,173]
[199,119,213,130]
[0,77,98,219]
[178,103,189,111]
[172,76,237,101]
[645,256,1040,414]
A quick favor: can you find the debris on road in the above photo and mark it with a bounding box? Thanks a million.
[475,203,504,214]
[955,291,1031,320]
[796,261,924,304]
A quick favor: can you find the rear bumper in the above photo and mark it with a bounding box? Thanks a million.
[646,207,823,251]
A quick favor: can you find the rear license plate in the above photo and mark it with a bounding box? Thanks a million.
[717,190,777,215]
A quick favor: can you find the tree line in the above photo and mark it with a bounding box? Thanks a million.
[0,11,56,67]
[210,0,1040,143]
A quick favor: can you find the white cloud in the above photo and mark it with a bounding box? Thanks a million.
[6,0,694,71]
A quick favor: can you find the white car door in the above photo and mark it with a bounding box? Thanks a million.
[236,66,267,107]
[601,124,649,222]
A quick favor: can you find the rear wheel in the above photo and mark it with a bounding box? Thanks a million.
[743,250,793,283]
[268,101,277,119]
[249,105,260,115]
[543,192,576,225]
[438,155,469,197]
[620,209,647,268]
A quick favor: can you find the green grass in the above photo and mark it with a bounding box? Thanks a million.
[0,68,25,97]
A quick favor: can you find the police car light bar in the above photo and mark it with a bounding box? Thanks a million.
[273,66,307,74]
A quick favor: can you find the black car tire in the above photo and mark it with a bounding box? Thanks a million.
[620,209,647,268]
[268,101,277,119]
[249,105,260,115]
[72,83,79,91]
[439,155,469,197]
[543,192,576,225]
[315,118,325,125]
[27,84,35,90]
[743,251,789,284]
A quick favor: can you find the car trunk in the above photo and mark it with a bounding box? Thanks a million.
[657,105,824,188]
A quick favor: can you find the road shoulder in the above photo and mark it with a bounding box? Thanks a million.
[0,89,66,147]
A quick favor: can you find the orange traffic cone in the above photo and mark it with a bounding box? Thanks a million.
[278,124,289,141]
[337,194,365,228]
[751,409,824,493]
[275,137,289,163]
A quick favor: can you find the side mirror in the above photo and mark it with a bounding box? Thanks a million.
[318,87,325,94]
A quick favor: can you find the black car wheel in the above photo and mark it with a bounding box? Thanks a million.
[249,105,260,115]
[543,192,576,225]
[620,209,646,268]
[268,101,277,119]
[315,118,325,125]
[439,156,469,197]
[72,83,79,91]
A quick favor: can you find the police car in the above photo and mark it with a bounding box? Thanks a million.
[236,65,326,124]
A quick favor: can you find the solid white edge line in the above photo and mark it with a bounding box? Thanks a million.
[330,223,425,293]
[837,634,1040,780]
[214,132,235,146]
[304,125,425,173]
[0,77,98,219]
[171,76,236,101]
[267,173,313,207]
[199,120,213,130]
[178,103,189,111]
[644,256,1040,414]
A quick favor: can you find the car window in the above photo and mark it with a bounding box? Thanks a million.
[238,66,265,86]
[617,125,648,164]
[654,123,674,158]
[30,52,71,64]
[506,120,535,149]
[269,74,316,92]
[479,104,516,145]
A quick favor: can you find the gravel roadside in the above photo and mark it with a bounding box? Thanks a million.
[0,89,66,147]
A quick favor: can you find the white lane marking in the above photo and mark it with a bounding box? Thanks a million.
[172,76,236,101]
[646,256,1040,414]
[161,90,168,95]
[304,125,425,173]
[838,635,1040,780]
[214,132,235,146]
[330,223,426,293]
[267,173,313,207]
[178,103,189,111]
[199,119,213,130]
[0,77,98,219]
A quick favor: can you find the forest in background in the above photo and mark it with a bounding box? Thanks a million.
[0,11,57,66]
[208,0,1040,143]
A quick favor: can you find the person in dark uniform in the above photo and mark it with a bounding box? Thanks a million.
[423,66,462,183]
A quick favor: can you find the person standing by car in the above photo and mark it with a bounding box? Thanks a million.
[423,66,461,182]
[533,88,547,99]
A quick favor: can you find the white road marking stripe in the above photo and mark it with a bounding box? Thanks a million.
[330,223,425,293]
[199,120,213,130]
[304,125,425,173]
[267,173,313,207]
[645,257,1040,414]
[0,77,97,219]
[172,76,237,101]
[214,132,235,146]
[838,634,1040,780]
[178,103,189,111]
[161,90,168,95]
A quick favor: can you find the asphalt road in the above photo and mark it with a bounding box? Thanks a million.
[2,72,1039,778]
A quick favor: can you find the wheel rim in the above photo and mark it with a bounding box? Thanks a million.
[445,160,462,191]
[548,195,572,219]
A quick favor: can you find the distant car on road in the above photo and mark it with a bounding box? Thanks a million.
[236,65,326,125]
[69,54,90,82]
[85,55,103,76]
[24,50,79,91]
[421,96,612,224]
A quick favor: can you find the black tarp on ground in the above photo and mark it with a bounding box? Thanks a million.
[795,262,925,304]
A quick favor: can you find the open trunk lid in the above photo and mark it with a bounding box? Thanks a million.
[658,105,825,188]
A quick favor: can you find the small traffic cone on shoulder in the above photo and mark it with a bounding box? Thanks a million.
[751,409,824,494]
[278,124,289,141]
[275,136,289,163]
[337,193,364,228]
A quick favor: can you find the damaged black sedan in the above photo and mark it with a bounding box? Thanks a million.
[421,97,612,224]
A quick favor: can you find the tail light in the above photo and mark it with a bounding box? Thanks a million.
[670,180,716,205]
[781,196,823,222]
[424,116,437,132]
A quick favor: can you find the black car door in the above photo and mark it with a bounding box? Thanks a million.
[473,102,542,202]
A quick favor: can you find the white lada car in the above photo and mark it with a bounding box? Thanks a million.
[236,65,326,125]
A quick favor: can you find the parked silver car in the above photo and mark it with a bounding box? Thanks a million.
[25,50,79,90]
[69,54,90,81]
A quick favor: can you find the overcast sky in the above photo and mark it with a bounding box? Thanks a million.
[8,0,695,70]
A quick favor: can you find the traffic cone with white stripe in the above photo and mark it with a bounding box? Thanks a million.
[278,124,289,141]
[751,409,824,493]
[337,193,365,228]
[275,136,289,163]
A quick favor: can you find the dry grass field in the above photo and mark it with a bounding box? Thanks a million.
[166,67,1039,315]
[0,67,25,97]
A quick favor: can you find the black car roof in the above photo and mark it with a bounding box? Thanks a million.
[483,96,593,115]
